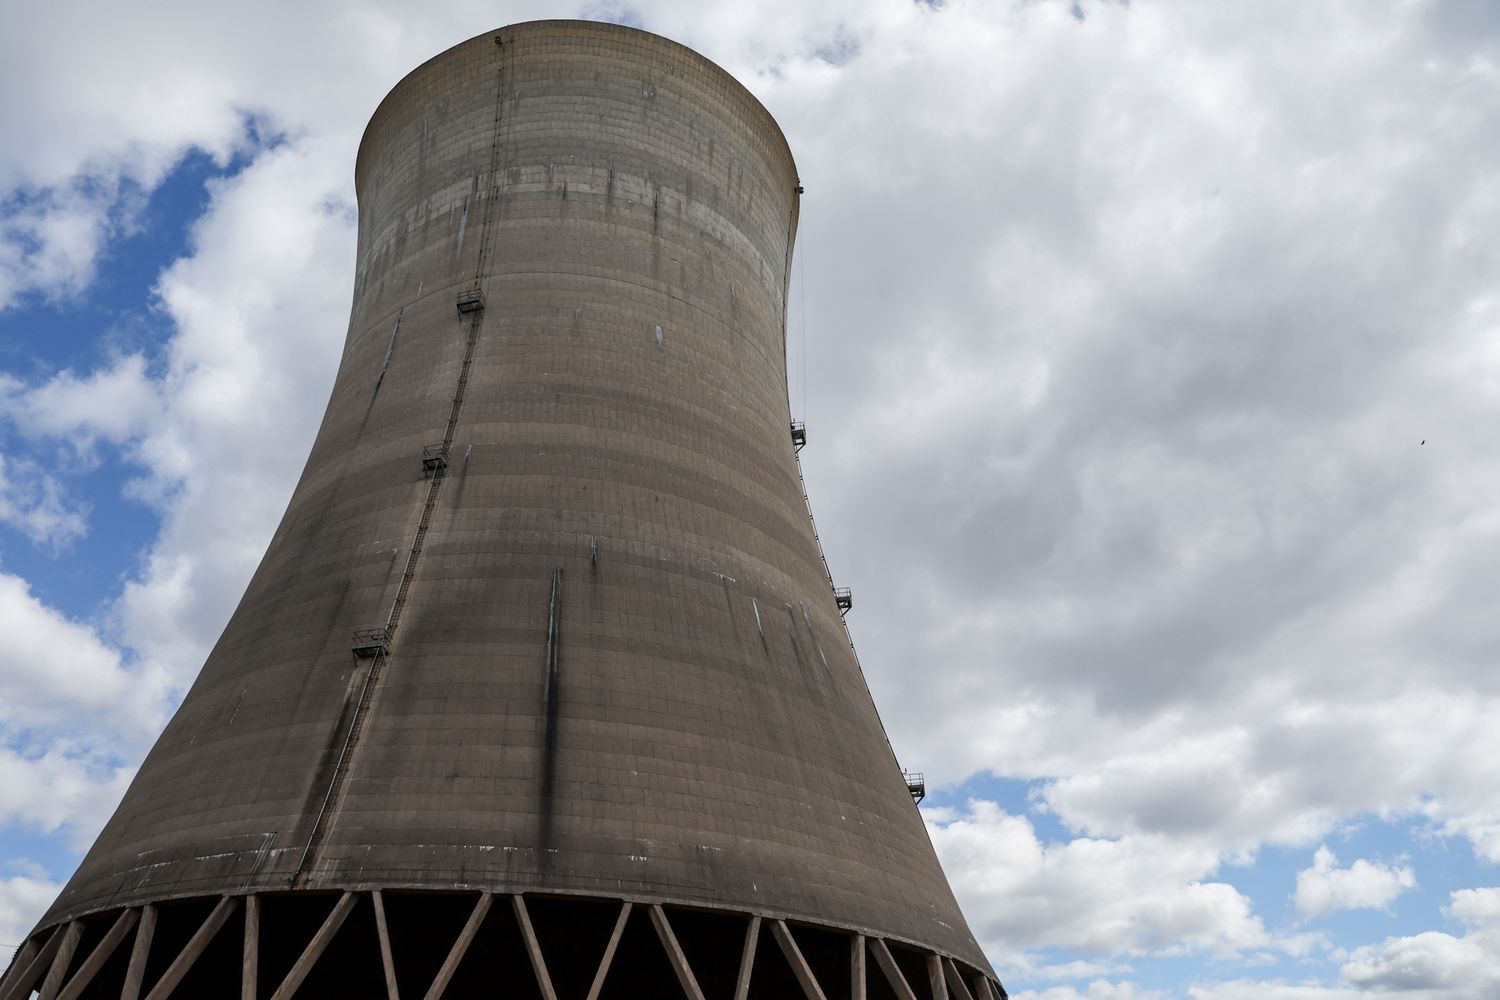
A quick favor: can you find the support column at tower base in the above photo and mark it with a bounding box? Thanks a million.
[1,889,1005,1000]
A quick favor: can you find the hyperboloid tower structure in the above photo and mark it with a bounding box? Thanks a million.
[2,21,1003,1000]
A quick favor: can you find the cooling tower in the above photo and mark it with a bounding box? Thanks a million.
[2,20,1004,1000]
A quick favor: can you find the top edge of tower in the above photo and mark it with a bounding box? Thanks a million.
[354,18,800,203]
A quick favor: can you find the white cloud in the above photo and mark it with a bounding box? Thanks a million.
[0,455,87,550]
[1195,888,1500,998]
[0,867,62,967]
[0,569,156,845]
[1339,931,1494,996]
[0,572,133,729]
[111,136,355,691]
[927,801,1271,961]
[1024,960,1138,983]
[1013,983,1166,1000]
[1447,887,1500,929]
[0,182,123,308]
[1,353,160,449]
[0,744,135,848]
[1421,804,1500,865]
[1188,981,1361,1000]
[1293,846,1416,919]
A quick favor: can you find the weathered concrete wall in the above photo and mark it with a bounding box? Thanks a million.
[36,20,992,974]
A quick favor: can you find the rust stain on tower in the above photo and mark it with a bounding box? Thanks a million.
[2,20,1004,1000]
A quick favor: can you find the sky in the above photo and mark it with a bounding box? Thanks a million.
[1,0,1498,996]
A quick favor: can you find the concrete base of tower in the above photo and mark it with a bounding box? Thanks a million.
[1,890,1006,1000]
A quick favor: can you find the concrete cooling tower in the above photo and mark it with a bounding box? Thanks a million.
[2,20,1004,1000]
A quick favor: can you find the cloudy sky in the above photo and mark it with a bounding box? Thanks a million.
[2,0,1499,996]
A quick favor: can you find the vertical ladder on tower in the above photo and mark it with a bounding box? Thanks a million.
[293,646,387,883]
[295,48,509,888]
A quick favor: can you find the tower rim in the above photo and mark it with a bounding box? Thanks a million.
[353,19,800,206]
